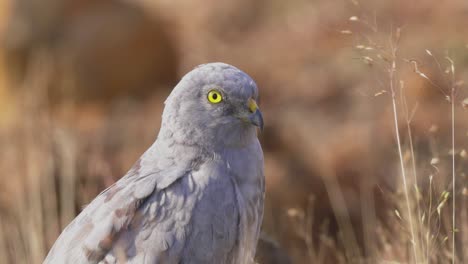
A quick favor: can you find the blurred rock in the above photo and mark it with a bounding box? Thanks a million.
[255,233,292,264]
[3,0,178,103]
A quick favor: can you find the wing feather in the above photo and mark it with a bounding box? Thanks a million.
[44,143,197,264]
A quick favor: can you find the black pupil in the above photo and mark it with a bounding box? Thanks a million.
[212,93,218,100]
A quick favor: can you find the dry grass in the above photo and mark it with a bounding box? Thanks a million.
[284,6,467,263]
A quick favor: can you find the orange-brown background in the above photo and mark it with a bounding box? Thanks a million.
[0,0,467,263]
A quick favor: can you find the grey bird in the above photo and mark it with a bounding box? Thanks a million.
[44,63,265,264]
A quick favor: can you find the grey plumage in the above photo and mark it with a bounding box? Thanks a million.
[44,63,265,264]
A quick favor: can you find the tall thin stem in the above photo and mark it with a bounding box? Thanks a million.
[446,57,456,264]
[389,38,418,263]
[451,84,456,264]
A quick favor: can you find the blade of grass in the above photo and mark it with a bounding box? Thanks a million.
[447,56,456,264]
[388,28,418,263]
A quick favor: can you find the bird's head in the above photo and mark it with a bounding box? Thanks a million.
[160,63,263,149]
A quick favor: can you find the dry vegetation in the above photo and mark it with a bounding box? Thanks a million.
[0,0,467,263]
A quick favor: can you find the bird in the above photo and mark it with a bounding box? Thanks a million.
[44,62,265,264]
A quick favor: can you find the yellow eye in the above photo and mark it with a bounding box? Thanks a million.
[207,90,223,104]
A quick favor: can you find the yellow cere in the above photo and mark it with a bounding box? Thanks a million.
[248,98,258,113]
[208,90,223,104]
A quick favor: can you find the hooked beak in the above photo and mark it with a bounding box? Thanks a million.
[247,98,264,131]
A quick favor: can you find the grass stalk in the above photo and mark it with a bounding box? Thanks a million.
[401,81,424,260]
[450,71,456,264]
[388,31,418,263]
[427,175,433,262]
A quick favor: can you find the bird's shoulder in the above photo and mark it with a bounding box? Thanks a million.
[44,143,202,263]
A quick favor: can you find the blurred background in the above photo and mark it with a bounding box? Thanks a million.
[0,0,467,263]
